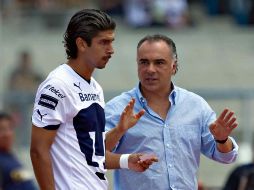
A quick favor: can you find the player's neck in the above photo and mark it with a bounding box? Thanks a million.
[67,59,94,81]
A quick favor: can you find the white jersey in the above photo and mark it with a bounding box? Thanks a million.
[32,64,108,190]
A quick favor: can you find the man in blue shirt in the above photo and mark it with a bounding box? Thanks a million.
[105,34,239,190]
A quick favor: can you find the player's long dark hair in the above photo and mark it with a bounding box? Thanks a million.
[137,34,179,74]
[63,9,116,59]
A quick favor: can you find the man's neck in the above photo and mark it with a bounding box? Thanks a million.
[140,84,172,120]
[141,86,172,103]
[67,59,94,81]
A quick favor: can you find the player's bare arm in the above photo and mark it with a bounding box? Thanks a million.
[106,98,145,151]
[209,108,238,153]
[30,125,57,190]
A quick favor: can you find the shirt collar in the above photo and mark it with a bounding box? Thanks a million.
[136,82,177,106]
[137,83,146,105]
[170,83,177,105]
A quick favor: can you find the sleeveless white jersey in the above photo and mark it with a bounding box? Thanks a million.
[32,64,108,190]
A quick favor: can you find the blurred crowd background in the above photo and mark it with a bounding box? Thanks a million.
[0,0,254,189]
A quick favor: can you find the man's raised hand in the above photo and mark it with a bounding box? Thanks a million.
[118,98,145,133]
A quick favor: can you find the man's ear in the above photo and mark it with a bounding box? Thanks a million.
[172,60,177,75]
[76,37,87,52]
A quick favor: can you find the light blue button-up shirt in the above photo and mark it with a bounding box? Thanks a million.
[105,84,238,190]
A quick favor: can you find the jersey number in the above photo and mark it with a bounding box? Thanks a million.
[73,103,105,168]
[84,131,104,167]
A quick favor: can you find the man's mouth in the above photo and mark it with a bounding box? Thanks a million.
[103,55,111,61]
[145,78,157,82]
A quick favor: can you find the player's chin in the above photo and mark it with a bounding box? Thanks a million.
[97,61,108,69]
[97,66,106,69]
[96,64,107,69]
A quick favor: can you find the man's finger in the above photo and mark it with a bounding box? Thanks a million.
[226,117,236,128]
[224,111,234,123]
[230,123,238,130]
[209,123,216,131]
[135,109,145,119]
[218,108,229,121]
[129,98,135,110]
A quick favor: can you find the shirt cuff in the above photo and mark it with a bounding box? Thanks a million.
[214,136,239,164]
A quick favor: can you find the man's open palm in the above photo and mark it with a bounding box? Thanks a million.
[209,108,238,140]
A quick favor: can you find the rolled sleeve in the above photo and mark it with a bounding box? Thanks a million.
[213,137,239,164]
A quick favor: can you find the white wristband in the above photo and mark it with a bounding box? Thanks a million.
[120,154,130,169]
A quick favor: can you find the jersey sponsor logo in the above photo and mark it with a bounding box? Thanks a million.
[78,93,100,102]
[38,94,58,110]
[44,84,66,99]
[74,82,82,91]
[36,109,47,121]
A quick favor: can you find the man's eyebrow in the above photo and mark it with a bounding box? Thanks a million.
[138,58,148,61]
[138,58,165,61]
[155,59,165,61]
[99,38,115,42]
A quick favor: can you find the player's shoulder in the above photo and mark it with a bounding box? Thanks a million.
[48,64,74,82]
[38,77,68,97]
[35,65,73,102]
[42,64,85,91]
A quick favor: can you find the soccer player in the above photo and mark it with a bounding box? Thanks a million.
[30,9,157,190]
[105,34,239,190]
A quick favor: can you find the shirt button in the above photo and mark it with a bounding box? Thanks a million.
[168,164,172,167]
[166,143,170,148]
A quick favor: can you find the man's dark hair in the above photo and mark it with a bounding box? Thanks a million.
[137,34,178,73]
[63,9,116,59]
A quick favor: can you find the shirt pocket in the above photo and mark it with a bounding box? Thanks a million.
[176,124,201,152]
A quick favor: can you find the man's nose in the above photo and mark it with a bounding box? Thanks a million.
[147,63,156,72]
[107,44,114,55]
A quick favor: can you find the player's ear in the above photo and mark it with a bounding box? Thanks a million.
[76,37,87,52]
